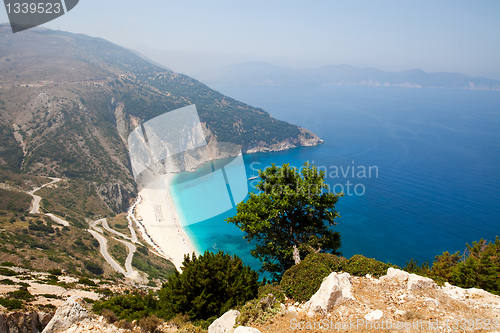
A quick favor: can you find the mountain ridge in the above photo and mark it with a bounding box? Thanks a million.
[206,61,500,90]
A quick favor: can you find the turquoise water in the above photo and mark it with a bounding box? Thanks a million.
[171,85,500,272]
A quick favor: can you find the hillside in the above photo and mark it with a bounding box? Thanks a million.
[0,25,322,286]
[0,25,322,214]
[206,61,500,90]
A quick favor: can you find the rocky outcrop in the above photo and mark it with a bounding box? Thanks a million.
[0,312,52,333]
[382,267,438,290]
[41,296,89,333]
[208,310,240,333]
[95,183,136,214]
[304,272,354,317]
[243,127,323,154]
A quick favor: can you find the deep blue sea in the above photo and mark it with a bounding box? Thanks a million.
[172,85,500,273]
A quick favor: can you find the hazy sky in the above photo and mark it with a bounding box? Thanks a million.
[2,0,500,80]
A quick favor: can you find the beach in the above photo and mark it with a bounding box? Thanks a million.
[134,174,197,271]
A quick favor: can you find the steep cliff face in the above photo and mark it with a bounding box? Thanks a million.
[0,311,52,333]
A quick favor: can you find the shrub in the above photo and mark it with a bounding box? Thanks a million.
[78,277,97,286]
[138,315,163,333]
[118,320,134,330]
[258,284,285,304]
[342,255,395,277]
[8,286,34,301]
[237,294,281,326]
[0,261,15,267]
[0,267,18,276]
[0,297,23,310]
[101,308,118,323]
[158,251,259,321]
[0,278,15,285]
[280,253,345,302]
[84,261,103,275]
[48,269,63,275]
[92,291,158,322]
[177,324,206,333]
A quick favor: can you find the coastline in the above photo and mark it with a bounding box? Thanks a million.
[133,174,197,271]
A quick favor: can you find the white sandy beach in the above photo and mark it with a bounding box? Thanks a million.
[134,174,197,271]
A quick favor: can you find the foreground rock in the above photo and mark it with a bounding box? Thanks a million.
[42,296,89,333]
[383,267,438,290]
[304,272,354,317]
[208,310,240,333]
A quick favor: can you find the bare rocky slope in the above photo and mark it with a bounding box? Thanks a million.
[2,268,498,333]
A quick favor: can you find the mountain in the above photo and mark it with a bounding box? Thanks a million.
[0,25,322,283]
[0,25,322,215]
[206,62,500,90]
[207,61,317,86]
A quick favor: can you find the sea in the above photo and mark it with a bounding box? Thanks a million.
[170,85,500,273]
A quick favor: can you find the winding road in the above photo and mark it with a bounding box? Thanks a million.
[88,218,139,279]
[26,177,140,280]
[28,177,62,214]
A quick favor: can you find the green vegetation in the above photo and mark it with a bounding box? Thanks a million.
[37,179,110,222]
[131,250,176,280]
[0,122,23,172]
[0,267,18,276]
[93,291,158,322]
[158,251,259,321]
[123,72,301,146]
[8,286,34,301]
[84,261,104,276]
[78,277,97,286]
[343,254,396,277]
[237,285,286,326]
[227,162,342,280]
[404,237,500,295]
[93,251,258,327]
[0,188,31,212]
[0,297,23,310]
[280,253,346,302]
[0,278,16,285]
[280,253,396,302]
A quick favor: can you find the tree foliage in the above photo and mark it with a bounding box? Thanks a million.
[227,162,342,280]
[93,291,158,322]
[404,236,500,295]
[158,251,259,321]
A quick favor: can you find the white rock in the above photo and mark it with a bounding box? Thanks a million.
[385,268,409,282]
[304,272,354,317]
[42,296,89,333]
[208,310,240,333]
[425,297,440,308]
[365,274,371,279]
[395,310,405,316]
[407,273,438,290]
[364,310,383,321]
[234,327,262,333]
[286,305,298,315]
